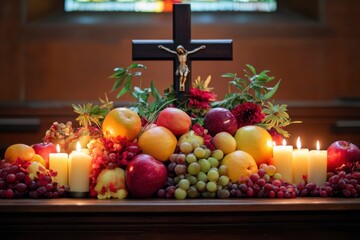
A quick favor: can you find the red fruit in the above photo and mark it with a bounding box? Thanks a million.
[204,107,238,136]
[125,154,167,198]
[32,142,56,168]
[156,107,192,136]
[327,140,360,172]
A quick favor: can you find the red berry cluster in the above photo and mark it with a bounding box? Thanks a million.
[88,136,141,197]
[0,159,66,199]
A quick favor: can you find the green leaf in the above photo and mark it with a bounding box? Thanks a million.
[257,70,270,80]
[116,86,128,98]
[111,74,126,91]
[246,64,256,75]
[150,81,162,102]
[124,75,132,91]
[222,73,237,78]
[263,80,280,100]
[129,63,146,70]
[110,67,126,78]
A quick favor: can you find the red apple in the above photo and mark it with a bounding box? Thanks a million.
[126,154,167,198]
[32,142,56,168]
[156,107,192,136]
[203,107,238,136]
[327,140,360,172]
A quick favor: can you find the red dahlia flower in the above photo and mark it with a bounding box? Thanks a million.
[231,102,265,128]
[188,88,216,110]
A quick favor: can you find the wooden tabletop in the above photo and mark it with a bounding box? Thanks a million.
[1,198,360,213]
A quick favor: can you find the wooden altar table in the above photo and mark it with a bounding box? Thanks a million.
[1,198,359,240]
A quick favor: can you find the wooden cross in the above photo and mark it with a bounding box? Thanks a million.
[132,4,233,102]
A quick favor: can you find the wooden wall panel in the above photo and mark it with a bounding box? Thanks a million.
[0,0,360,153]
[0,0,23,101]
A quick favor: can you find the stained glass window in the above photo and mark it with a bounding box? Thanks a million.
[64,0,277,13]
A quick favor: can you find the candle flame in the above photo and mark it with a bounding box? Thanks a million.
[76,142,81,152]
[296,137,301,150]
[56,144,60,153]
[282,139,287,146]
[316,140,320,151]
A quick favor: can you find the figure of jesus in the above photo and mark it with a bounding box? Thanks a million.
[158,45,206,91]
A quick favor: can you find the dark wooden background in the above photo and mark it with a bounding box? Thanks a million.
[0,0,360,156]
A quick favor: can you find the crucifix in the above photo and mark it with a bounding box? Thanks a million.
[132,4,233,102]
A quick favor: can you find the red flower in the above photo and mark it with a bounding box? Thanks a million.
[188,88,216,110]
[192,123,215,150]
[231,102,265,128]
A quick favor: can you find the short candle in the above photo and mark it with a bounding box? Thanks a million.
[273,139,293,183]
[292,137,309,185]
[308,140,327,186]
[49,144,68,187]
[68,142,92,194]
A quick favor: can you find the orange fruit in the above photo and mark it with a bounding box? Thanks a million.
[221,150,258,183]
[138,126,177,162]
[234,125,273,166]
[212,132,237,155]
[4,143,36,163]
[102,107,142,142]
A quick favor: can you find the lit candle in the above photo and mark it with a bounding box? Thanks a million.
[68,142,92,194]
[49,144,68,187]
[273,139,293,183]
[292,137,309,185]
[308,141,327,186]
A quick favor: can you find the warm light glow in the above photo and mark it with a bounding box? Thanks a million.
[76,142,81,152]
[267,139,273,148]
[282,139,287,146]
[316,140,320,151]
[296,137,301,150]
[273,141,276,147]
[56,144,61,153]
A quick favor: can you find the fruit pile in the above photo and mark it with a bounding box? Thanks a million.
[1,64,360,200]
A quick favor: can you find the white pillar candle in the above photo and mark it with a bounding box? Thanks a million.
[292,137,309,185]
[308,141,327,186]
[273,139,293,183]
[68,142,92,193]
[49,144,68,187]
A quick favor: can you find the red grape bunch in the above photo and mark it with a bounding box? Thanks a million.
[0,160,66,199]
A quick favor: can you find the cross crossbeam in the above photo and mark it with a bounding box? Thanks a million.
[132,4,233,102]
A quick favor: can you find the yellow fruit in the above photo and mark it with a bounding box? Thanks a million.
[212,132,237,155]
[30,154,46,167]
[102,107,142,142]
[221,150,258,183]
[4,143,35,163]
[178,130,204,146]
[138,126,177,162]
[234,125,273,166]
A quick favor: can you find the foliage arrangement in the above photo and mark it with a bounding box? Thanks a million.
[106,63,299,137]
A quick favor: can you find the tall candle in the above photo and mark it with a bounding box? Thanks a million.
[308,141,327,186]
[49,144,68,187]
[292,137,309,185]
[273,139,293,183]
[69,142,92,193]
